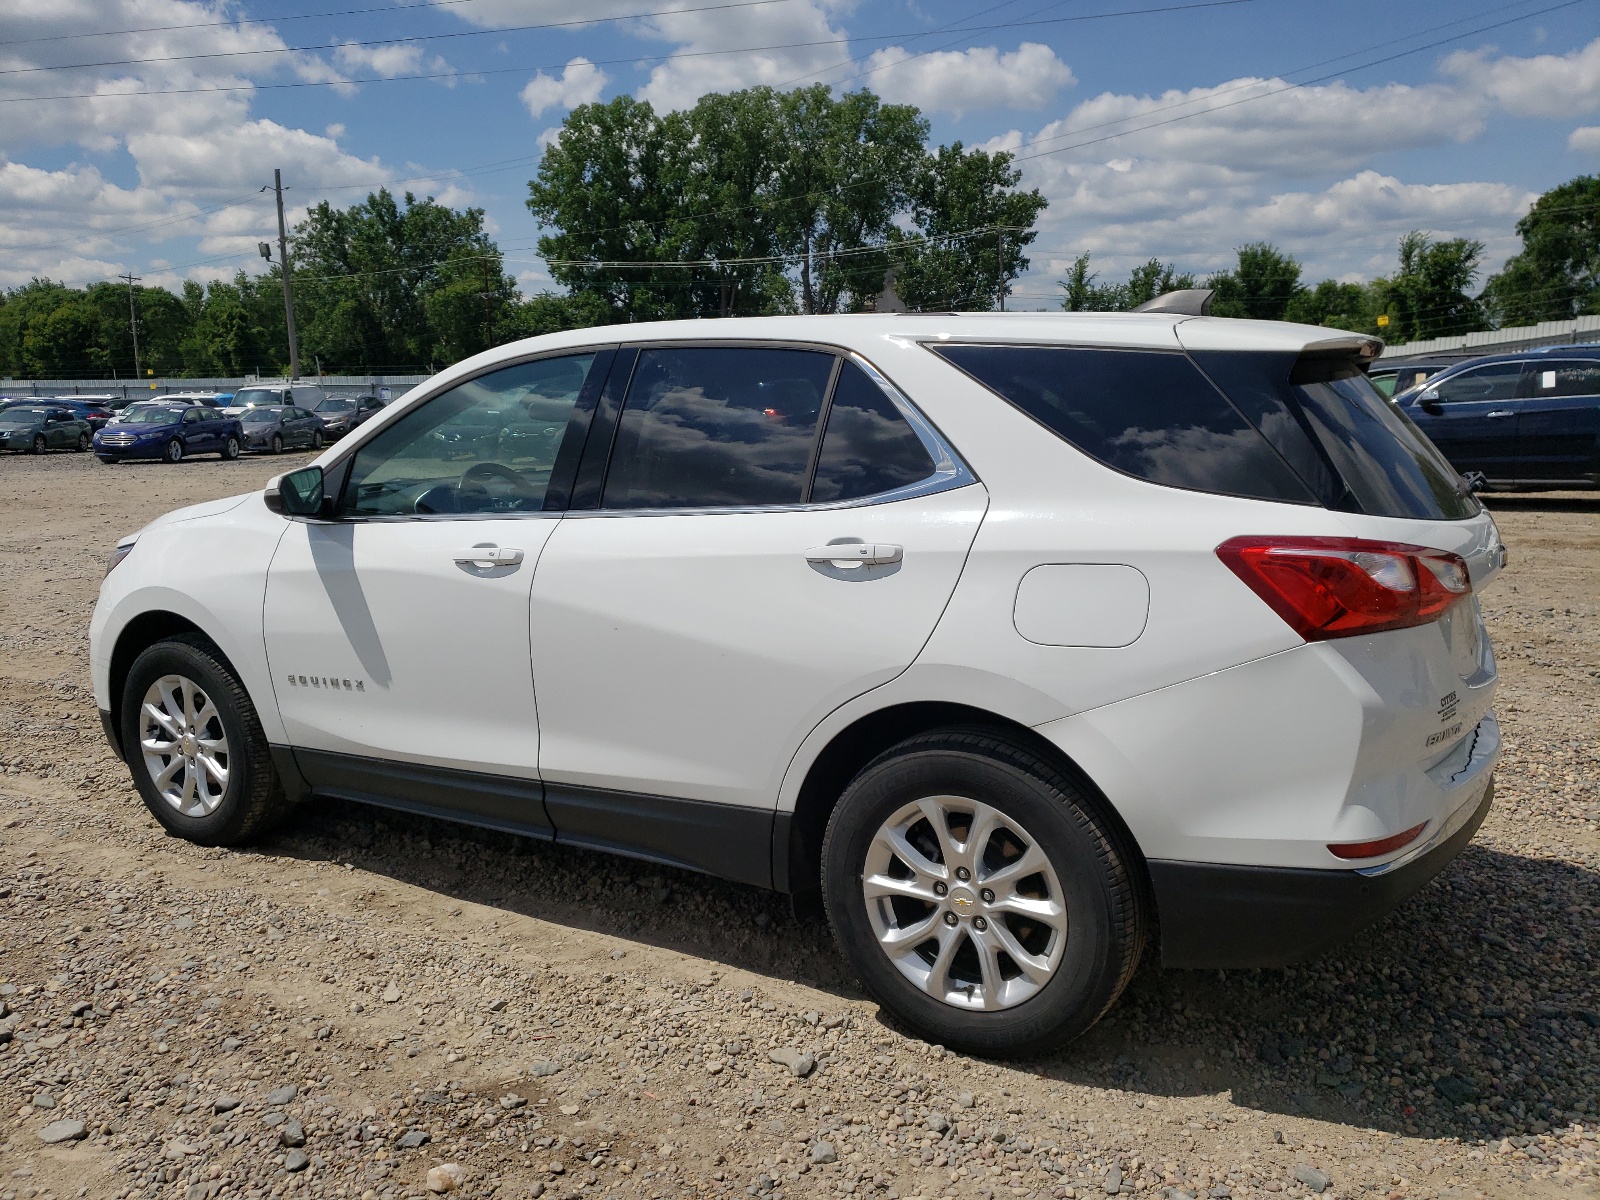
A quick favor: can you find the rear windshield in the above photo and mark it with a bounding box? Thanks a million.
[931,344,1315,504]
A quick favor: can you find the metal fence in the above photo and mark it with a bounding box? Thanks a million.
[0,375,430,401]
[1379,313,1600,360]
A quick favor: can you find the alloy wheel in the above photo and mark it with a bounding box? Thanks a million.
[139,673,230,817]
[166,439,183,463]
[862,795,1067,1011]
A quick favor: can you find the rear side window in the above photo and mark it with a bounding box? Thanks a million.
[1531,360,1600,398]
[603,347,834,509]
[932,344,1314,504]
[811,361,936,503]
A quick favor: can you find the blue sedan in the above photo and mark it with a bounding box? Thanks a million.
[93,404,244,464]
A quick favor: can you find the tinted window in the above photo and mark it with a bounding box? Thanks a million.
[603,347,834,509]
[1531,360,1600,398]
[342,353,597,518]
[934,344,1314,504]
[181,408,204,424]
[811,361,936,502]
[1291,359,1477,520]
[1430,363,1521,404]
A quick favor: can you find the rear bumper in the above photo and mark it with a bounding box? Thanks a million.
[1150,774,1493,968]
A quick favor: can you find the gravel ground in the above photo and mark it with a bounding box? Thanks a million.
[0,452,1595,1200]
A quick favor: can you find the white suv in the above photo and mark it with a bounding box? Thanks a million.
[90,308,1502,1054]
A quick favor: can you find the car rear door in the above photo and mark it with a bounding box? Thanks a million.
[1513,359,1600,481]
[1405,361,1524,478]
[527,344,985,882]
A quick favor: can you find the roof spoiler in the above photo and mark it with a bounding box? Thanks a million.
[1132,288,1214,316]
[1298,335,1385,365]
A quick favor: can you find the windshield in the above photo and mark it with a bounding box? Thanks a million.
[240,409,278,424]
[314,397,356,413]
[0,408,50,426]
[117,407,186,425]
[235,388,285,407]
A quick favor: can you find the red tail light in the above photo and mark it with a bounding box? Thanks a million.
[1328,822,1427,860]
[1216,536,1471,641]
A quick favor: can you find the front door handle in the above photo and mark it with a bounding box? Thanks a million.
[805,543,902,567]
[1486,410,1515,419]
[454,546,524,568]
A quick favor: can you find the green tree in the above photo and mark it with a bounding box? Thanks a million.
[892,142,1047,312]
[1482,175,1600,324]
[1283,279,1380,331]
[1058,253,1192,311]
[508,290,615,338]
[1375,231,1487,343]
[1208,242,1303,320]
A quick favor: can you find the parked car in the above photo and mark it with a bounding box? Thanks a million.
[90,309,1502,1054]
[238,404,325,454]
[47,398,116,431]
[0,404,91,453]
[1370,358,1455,399]
[1397,344,1600,489]
[227,382,327,415]
[309,393,384,439]
[160,392,231,409]
[93,404,243,463]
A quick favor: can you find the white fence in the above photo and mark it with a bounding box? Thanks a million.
[1380,313,1600,359]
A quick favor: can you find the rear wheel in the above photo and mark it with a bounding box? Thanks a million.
[221,435,241,460]
[76,431,91,451]
[119,635,289,845]
[821,729,1144,1056]
[31,434,46,455]
[165,438,184,464]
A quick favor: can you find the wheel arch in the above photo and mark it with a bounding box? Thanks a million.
[775,700,1150,905]
[106,611,235,756]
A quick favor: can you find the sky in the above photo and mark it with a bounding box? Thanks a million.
[2,0,1598,310]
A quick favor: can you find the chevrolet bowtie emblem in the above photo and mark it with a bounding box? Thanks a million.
[952,895,973,909]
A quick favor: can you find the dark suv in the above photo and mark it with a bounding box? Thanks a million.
[1399,345,1600,489]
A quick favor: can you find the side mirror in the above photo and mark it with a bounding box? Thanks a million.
[265,465,324,518]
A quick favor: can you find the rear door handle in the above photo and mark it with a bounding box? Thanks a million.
[1486,410,1515,419]
[805,543,902,566]
[454,546,524,567]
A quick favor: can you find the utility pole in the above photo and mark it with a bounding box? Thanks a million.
[996,228,1006,312]
[118,271,142,379]
[268,169,301,379]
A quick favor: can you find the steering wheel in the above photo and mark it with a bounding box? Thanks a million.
[458,460,540,505]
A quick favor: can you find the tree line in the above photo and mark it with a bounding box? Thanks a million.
[0,80,1593,380]
[1063,174,1600,343]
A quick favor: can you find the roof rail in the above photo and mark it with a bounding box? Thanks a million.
[1132,288,1214,316]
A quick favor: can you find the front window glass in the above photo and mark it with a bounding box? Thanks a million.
[934,344,1315,504]
[235,388,286,407]
[341,353,597,517]
[811,361,935,503]
[603,346,834,509]
[1430,363,1521,404]
[182,409,205,424]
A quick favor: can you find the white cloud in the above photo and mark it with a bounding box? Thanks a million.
[520,57,608,119]
[1569,125,1600,155]
[865,43,1074,117]
[1441,36,1600,119]
[335,42,425,78]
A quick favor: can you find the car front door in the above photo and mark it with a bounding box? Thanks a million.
[1406,361,1525,478]
[44,410,70,446]
[262,349,611,830]
[1514,359,1600,481]
[180,407,214,453]
[528,345,986,884]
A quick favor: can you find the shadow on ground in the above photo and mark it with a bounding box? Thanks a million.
[266,799,1597,1145]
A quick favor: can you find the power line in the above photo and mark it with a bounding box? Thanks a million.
[0,0,1256,102]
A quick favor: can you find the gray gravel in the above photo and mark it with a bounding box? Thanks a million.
[0,456,1596,1200]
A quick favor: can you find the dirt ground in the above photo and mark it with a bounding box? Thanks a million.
[0,450,1595,1200]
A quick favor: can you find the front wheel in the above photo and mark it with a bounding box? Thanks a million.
[165,438,184,463]
[270,434,283,455]
[119,635,289,845]
[31,434,46,455]
[221,435,241,460]
[821,729,1145,1056]
[310,429,324,450]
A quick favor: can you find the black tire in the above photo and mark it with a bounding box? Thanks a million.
[76,431,91,451]
[821,728,1145,1056]
[221,435,241,460]
[165,438,184,464]
[119,635,289,846]
[311,429,324,450]
[270,434,283,455]
[97,456,120,464]
[31,434,46,455]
